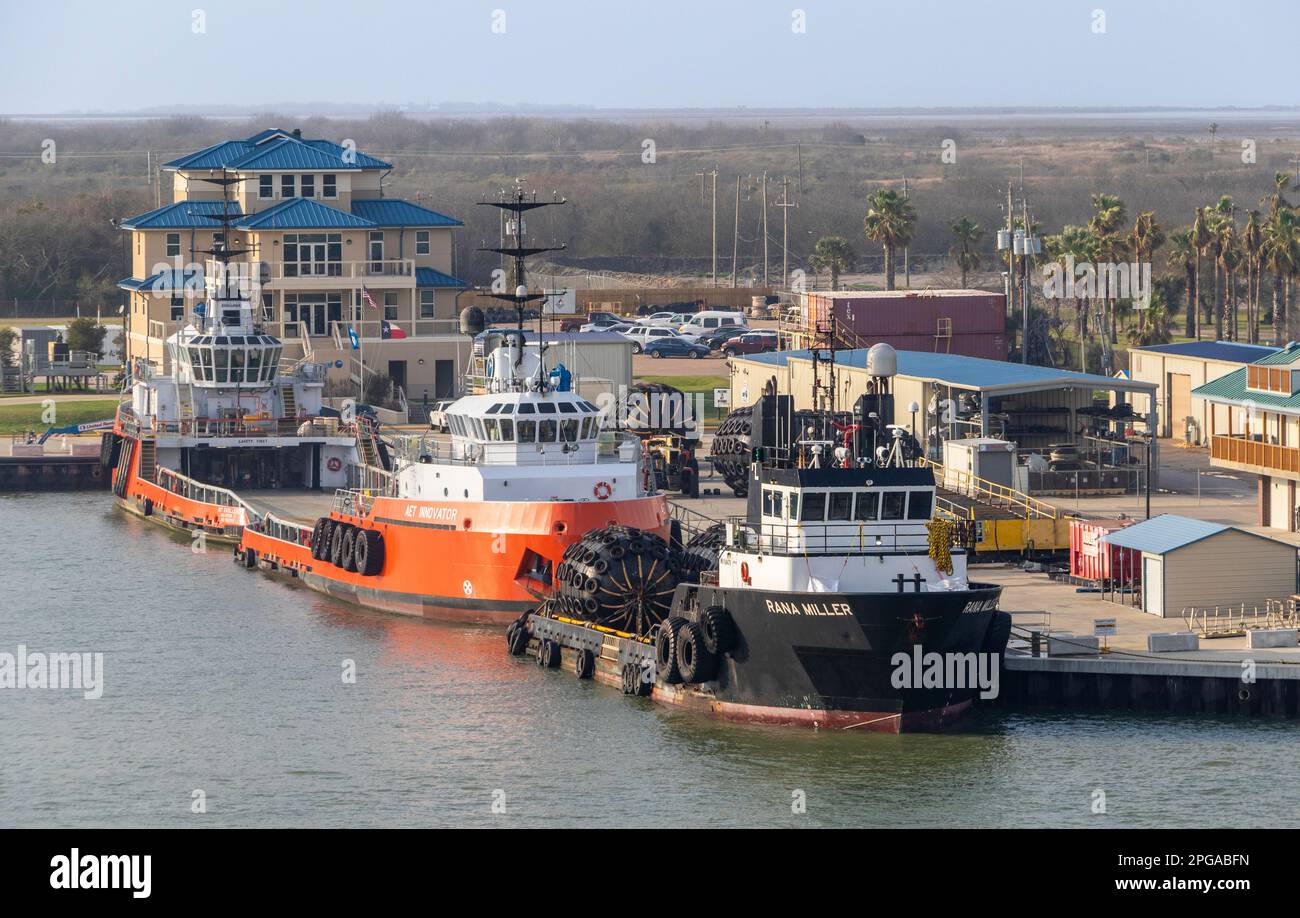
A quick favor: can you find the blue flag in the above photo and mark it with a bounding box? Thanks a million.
[348,326,360,350]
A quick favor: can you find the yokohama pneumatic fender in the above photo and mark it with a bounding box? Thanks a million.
[553,525,682,637]
[679,524,727,581]
[708,406,754,496]
[656,617,687,684]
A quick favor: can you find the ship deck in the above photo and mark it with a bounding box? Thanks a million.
[240,489,336,525]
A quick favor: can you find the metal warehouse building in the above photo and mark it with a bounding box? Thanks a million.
[1101,514,1298,618]
[1127,341,1279,443]
[731,348,1158,485]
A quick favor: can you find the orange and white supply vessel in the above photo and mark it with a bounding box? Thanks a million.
[107,285,361,541]
[239,329,671,624]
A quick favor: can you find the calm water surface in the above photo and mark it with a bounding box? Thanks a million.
[2,492,1296,828]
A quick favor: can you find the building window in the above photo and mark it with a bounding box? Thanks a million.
[322,174,336,198]
[170,295,184,321]
[282,233,342,277]
[166,233,181,257]
[301,174,315,198]
[281,175,295,198]
[261,292,275,323]
[419,290,436,319]
[384,291,398,321]
[259,175,273,199]
[415,231,430,255]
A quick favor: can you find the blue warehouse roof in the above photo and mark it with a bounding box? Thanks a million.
[351,199,463,227]
[415,267,468,288]
[741,348,1155,395]
[1099,514,1284,555]
[163,129,392,172]
[233,198,376,230]
[120,200,244,229]
[1130,341,1280,363]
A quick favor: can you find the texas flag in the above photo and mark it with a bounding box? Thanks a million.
[381,320,407,340]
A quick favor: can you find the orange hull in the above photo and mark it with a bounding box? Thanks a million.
[242,495,670,624]
[112,434,249,540]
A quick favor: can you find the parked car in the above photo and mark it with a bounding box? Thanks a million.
[428,399,456,432]
[697,324,752,349]
[561,311,623,332]
[643,337,712,360]
[581,321,634,334]
[720,330,780,357]
[677,310,748,339]
[621,325,683,353]
[638,312,690,328]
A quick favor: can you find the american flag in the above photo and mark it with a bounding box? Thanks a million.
[361,285,380,311]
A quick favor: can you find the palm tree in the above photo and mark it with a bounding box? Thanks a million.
[1044,225,1097,370]
[1262,171,1292,217]
[1219,222,1242,340]
[1190,206,1212,340]
[807,236,855,290]
[949,218,983,287]
[1244,211,1264,343]
[1128,211,1164,336]
[1127,292,1173,347]
[1167,228,1197,338]
[863,187,917,291]
[1262,208,1300,345]
[1088,193,1127,344]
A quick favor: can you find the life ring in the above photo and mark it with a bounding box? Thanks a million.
[593,480,612,500]
[740,561,751,585]
[326,456,343,473]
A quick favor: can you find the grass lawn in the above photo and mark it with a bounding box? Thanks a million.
[0,318,124,329]
[638,374,729,395]
[0,399,119,436]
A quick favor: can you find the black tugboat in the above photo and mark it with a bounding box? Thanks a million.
[511,341,1010,731]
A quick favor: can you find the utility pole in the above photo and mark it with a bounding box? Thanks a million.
[777,176,795,288]
[696,166,719,286]
[731,175,740,288]
[1022,196,1031,364]
[902,175,910,288]
[761,171,769,288]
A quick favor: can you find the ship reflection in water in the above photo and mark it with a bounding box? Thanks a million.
[3,492,1298,828]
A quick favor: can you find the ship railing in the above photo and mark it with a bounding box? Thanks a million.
[347,463,396,496]
[391,431,641,468]
[725,517,932,555]
[155,467,262,521]
[332,488,379,519]
[249,513,312,546]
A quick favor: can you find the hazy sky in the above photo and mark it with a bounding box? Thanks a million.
[1,0,1293,112]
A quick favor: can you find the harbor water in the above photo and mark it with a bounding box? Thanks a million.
[2,491,1297,828]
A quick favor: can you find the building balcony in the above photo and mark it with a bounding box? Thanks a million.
[264,259,416,287]
[1210,433,1300,477]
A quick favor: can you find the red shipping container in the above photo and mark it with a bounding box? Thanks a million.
[1069,519,1142,583]
[871,332,1009,361]
[808,290,1007,338]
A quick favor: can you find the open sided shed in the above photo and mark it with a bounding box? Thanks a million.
[1101,514,1298,618]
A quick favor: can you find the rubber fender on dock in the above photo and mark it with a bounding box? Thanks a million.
[537,638,561,669]
[142,498,153,517]
[354,529,385,576]
[700,606,736,655]
[242,548,257,569]
[574,648,595,680]
[656,617,688,684]
[506,622,530,656]
[675,621,717,684]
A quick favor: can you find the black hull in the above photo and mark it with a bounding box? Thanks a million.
[665,584,1006,731]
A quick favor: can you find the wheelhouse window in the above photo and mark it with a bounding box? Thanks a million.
[881,491,906,521]
[416,231,431,255]
[560,419,579,442]
[517,419,536,443]
[800,492,826,522]
[322,174,337,198]
[854,491,879,521]
[498,418,514,440]
[828,492,853,521]
[281,175,295,198]
[538,419,557,442]
[259,175,273,199]
[907,491,933,520]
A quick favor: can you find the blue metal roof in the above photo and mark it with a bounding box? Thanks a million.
[162,130,391,171]
[120,200,243,229]
[234,198,376,230]
[1100,514,1230,554]
[117,267,203,294]
[1131,341,1280,362]
[351,199,463,227]
[415,267,468,288]
[739,348,1155,394]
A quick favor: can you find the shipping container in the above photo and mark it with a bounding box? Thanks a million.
[807,290,1007,339]
[1069,519,1142,583]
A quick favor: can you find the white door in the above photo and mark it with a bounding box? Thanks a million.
[1143,556,1163,616]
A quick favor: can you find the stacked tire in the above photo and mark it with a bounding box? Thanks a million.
[554,525,681,637]
[656,608,735,686]
[311,517,385,576]
[708,406,754,496]
[679,523,726,582]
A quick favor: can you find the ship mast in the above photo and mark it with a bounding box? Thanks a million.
[477,181,566,388]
